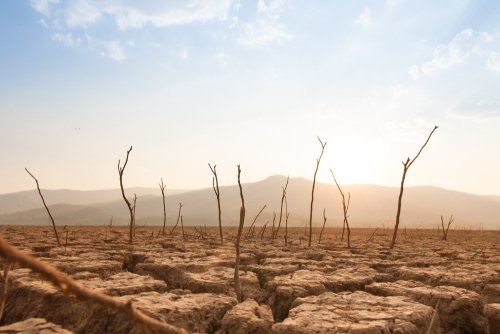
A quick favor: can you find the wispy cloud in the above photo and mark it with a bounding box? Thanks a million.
[487,51,500,74]
[30,0,59,16]
[236,0,293,47]
[409,28,476,79]
[31,0,234,30]
[354,7,371,27]
[447,98,500,122]
[52,32,80,46]
[238,20,292,46]
[100,39,126,62]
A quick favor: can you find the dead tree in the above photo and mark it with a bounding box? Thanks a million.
[440,215,454,240]
[330,169,351,248]
[208,164,223,245]
[259,223,268,240]
[180,215,186,240]
[159,178,167,236]
[0,235,186,334]
[318,209,327,244]
[271,212,276,238]
[245,204,267,239]
[390,126,438,249]
[284,196,290,246]
[25,168,60,246]
[170,203,183,235]
[309,137,327,247]
[234,165,246,302]
[132,193,137,237]
[273,176,289,239]
[118,146,134,244]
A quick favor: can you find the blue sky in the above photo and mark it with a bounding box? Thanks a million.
[1,0,500,195]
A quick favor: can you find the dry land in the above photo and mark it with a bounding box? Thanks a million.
[0,226,498,333]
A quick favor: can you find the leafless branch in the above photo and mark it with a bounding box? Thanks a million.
[25,168,60,246]
[208,163,223,245]
[234,164,246,302]
[309,137,327,247]
[0,235,186,334]
[159,178,167,236]
[390,126,438,249]
[118,146,134,244]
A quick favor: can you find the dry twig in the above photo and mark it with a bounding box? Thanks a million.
[309,137,327,247]
[0,235,186,334]
[390,126,438,248]
[25,168,60,246]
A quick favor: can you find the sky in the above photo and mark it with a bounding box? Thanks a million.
[1,0,500,196]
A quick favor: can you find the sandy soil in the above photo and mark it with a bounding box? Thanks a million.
[0,226,498,333]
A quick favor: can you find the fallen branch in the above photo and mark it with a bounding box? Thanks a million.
[0,235,186,334]
[0,261,11,320]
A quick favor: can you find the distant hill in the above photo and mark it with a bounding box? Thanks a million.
[0,188,186,215]
[0,176,498,229]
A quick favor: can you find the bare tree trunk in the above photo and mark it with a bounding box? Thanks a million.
[170,203,183,235]
[234,165,245,302]
[390,126,438,249]
[309,137,327,247]
[284,196,289,246]
[180,215,185,240]
[318,208,327,244]
[330,169,351,248]
[25,168,60,246]
[159,178,167,236]
[132,193,137,237]
[273,176,289,239]
[117,146,134,244]
[245,204,267,239]
[208,164,223,245]
[271,212,276,239]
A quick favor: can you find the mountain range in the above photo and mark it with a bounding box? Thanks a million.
[0,176,498,229]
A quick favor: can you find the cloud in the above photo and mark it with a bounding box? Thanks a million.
[487,52,500,74]
[236,0,293,47]
[447,99,500,122]
[100,40,126,62]
[30,0,59,16]
[354,7,371,27]
[63,0,102,28]
[52,32,80,46]
[238,20,292,46]
[30,0,234,30]
[409,28,476,79]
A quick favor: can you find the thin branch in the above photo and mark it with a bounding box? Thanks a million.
[0,261,11,320]
[318,208,327,244]
[25,168,60,246]
[170,203,183,235]
[208,163,223,245]
[390,126,438,249]
[159,178,167,236]
[245,204,267,239]
[274,176,289,239]
[0,235,186,334]
[234,165,245,302]
[309,137,326,247]
[330,169,351,248]
[118,146,134,244]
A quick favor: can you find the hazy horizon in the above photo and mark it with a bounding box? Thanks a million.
[2,1,500,196]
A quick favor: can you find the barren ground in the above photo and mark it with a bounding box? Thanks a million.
[0,226,499,333]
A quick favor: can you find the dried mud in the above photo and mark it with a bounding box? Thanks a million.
[0,226,498,333]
